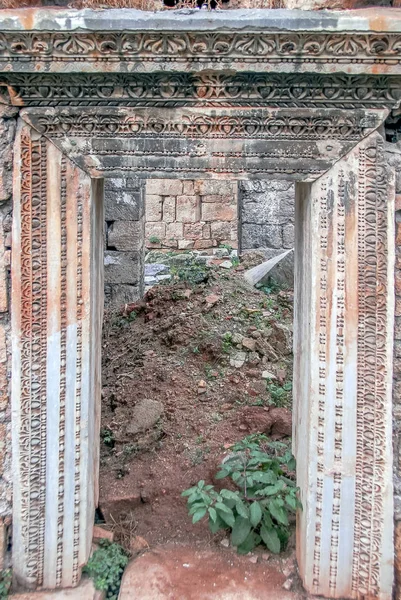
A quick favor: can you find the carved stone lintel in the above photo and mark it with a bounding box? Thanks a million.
[294,131,394,599]
[11,122,103,589]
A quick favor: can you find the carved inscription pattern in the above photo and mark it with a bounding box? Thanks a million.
[1,31,401,65]
[73,178,83,585]
[330,172,346,594]
[19,132,47,586]
[56,156,68,587]
[313,180,328,590]
[352,137,388,596]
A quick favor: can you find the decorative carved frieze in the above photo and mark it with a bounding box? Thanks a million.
[12,124,100,590]
[1,31,401,67]
[27,109,380,140]
[2,73,401,109]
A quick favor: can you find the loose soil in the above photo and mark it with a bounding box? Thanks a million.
[99,253,294,557]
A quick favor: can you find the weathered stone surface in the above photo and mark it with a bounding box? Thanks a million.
[145,194,162,222]
[201,203,236,222]
[108,221,143,252]
[127,399,164,436]
[104,251,141,285]
[105,284,142,307]
[12,577,103,600]
[147,179,182,196]
[242,224,282,250]
[176,196,200,223]
[105,183,144,221]
[244,249,294,289]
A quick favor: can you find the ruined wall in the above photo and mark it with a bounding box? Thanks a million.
[239,180,295,258]
[104,178,145,307]
[144,179,238,251]
[0,106,17,568]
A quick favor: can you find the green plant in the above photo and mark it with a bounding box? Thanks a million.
[148,235,161,244]
[267,382,293,408]
[83,539,129,600]
[182,434,301,555]
[0,570,11,599]
[101,427,115,448]
[222,332,233,354]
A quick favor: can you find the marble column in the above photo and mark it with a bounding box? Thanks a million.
[11,122,104,589]
[293,131,395,599]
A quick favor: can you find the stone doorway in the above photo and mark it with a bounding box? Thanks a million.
[1,7,401,599]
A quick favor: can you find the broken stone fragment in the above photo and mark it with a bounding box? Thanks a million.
[242,337,256,352]
[219,260,233,269]
[197,380,207,394]
[230,351,246,368]
[262,371,276,380]
[126,399,164,436]
[231,332,244,346]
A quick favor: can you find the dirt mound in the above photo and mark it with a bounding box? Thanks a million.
[99,259,294,550]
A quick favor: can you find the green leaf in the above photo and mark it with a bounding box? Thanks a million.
[220,490,240,501]
[208,507,217,523]
[235,500,249,519]
[260,525,281,553]
[268,500,289,526]
[287,457,296,471]
[215,502,233,515]
[285,494,298,511]
[189,502,206,515]
[209,514,227,534]
[192,508,207,524]
[251,471,277,484]
[215,469,230,480]
[236,531,260,555]
[182,486,197,497]
[231,516,252,547]
[250,502,263,527]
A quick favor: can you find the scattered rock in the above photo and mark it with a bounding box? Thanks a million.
[93,525,114,543]
[205,294,220,307]
[242,337,256,352]
[230,351,246,368]
[269,407,292,437]
[248,555,258,564]
[231,332,244,346]
[145,263,169,277]
[282,578,293,591]
[126,399,164,436]
[248,352,261,366]
[220,538,230,548]
[130,535,149,555]
[197,380,207,394]
[270,322,293,356]
[219,260,233,269]
[262,371,276,380]
[244,249,294,289]
[213,248,230,258]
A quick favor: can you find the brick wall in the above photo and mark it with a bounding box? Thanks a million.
[145,179,238,251]
[104,178,145,307]
[239,180,295,258]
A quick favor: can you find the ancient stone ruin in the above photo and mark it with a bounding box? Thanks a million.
[0,5,400,599]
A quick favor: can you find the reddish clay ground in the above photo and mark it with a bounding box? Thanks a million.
[99,255,294,560]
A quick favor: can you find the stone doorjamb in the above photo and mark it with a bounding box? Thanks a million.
[1,8,401,600]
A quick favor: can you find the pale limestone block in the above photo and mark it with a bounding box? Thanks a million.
[162,196,176,223]
[145,195,162,222]
[176,196,200,223]
[147,179,182,196]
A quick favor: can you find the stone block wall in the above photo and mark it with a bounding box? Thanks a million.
[104,178,145,307]
[145,179,238,251]
[239,180,295,258]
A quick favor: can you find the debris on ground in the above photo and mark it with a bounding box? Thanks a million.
[100,250,294,553]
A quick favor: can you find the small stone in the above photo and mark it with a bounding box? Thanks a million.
[248,555,258,564]
[282,579,293,591]
[261,553,270,561]
[276,368,287,382]
[220,538,230,548]
[93,525,114,543]
[219,260,233,269]
[230,352,246,368]
[251,330,262,339]
[248,352,261,366]
[242,338,256,352]
[130,535,149,555]
[262,371,276,380]
[213,248,230,257]
[231,332,244,345]
[205,294,220,306]
[198,380,207,394]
